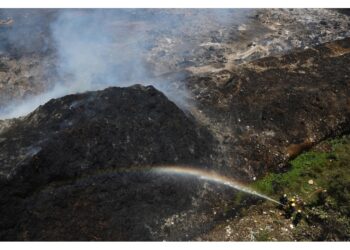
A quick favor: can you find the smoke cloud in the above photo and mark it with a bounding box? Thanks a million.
[0,9,252,119]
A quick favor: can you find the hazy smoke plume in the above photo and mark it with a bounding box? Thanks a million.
[0,9,252,119]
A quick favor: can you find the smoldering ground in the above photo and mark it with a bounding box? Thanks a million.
[0,9,253,119]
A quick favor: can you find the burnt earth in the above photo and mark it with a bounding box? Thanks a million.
[187,38,350,180]
[1,9,350,110]
[0,84,226,240]
[0,9,350,241]
[0,38,350,242]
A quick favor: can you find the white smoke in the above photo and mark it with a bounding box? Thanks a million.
[0,9,253,119]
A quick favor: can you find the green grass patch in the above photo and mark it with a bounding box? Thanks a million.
[248,135,350,240]
[251,135,350,205]
[252,151,329,199]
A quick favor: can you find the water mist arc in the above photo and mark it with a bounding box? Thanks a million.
[153,166,280,205]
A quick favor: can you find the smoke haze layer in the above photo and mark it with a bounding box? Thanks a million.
[0,9,252,119]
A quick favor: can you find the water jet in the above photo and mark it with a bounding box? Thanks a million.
[152,166,281,205]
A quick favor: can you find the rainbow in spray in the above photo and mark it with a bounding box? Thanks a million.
[152,166,280,204]
[64,164,280,204]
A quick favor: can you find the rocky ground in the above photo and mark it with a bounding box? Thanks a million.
[0,9,349,241]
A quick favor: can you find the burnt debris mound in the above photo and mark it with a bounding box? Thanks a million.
[0,84,221,240]
[187,38,350,179]
[1,38,350,240]
[1,8,350,241]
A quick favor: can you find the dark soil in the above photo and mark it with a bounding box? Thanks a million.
[0,9,350,241]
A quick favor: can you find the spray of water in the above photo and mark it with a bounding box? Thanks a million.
[71,164,280,204]
[152,166,281,204]
[25,164,279,204]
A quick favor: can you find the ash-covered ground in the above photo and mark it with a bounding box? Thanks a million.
[0,9,350,241]
[1,9,350,115]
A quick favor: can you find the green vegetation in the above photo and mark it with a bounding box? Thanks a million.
[252,150,330,202]
[252,136,350,203]
[251,135,350,240]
